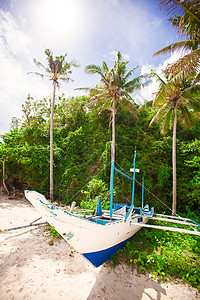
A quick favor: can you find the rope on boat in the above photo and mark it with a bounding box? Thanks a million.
[64,159,199,233]
[115,161,172,212]
[114,162,200,233]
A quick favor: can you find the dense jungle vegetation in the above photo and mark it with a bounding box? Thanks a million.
[0,94,199,214]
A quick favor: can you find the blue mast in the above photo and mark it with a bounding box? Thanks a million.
[110,142,114,218]
[142,177,144,209]
[125,149,137,221]
[131,149,137,207]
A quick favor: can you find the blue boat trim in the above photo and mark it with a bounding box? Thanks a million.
[82,235,134,267]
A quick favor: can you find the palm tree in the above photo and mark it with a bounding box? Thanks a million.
[84,51,148,163]
[154,0,200,83]
[30,49,79,201]
[149,71,200,215]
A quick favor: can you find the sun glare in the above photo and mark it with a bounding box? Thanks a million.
[43,0,77,34]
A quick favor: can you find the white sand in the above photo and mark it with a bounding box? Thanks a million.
[0,192,199,300]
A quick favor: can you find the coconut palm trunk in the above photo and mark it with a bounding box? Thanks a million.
[112,94,116,162]
[30,49,78,202]
[172,102,178,215]
[84,52,146,199]
[50,81,56,201]
[110,95,116,194]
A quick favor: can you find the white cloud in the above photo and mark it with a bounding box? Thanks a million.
[0,10,30,63]
[0,10,51,134]
[134,50,185,105]
[145,18,163,30]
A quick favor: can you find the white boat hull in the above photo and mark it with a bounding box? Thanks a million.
[25,190,153,267]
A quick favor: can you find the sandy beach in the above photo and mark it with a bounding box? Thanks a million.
[0,191,199,300]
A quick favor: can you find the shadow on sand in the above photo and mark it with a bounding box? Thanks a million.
[87,263,167,300]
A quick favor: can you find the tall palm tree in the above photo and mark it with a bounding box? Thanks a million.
[154,0,200,83]
[30,49,79,201]
[84,51,148,163]
[150,71,200,215]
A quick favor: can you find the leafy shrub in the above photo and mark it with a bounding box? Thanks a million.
[45,226,61,240]
[80,178,110,210]
[111,223,200,289]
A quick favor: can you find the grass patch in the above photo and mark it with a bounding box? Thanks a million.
[45,226,61,240]
[111,215,200,290]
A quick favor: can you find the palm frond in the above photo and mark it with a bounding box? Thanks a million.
[154,40,199,56]
[28,71,47,79]
[115,51,122,69]
[149,103,171,126]
[171,14,200,41]
[157,0,200,24]
[102,61,109,73]
[193,73,200,85]
[45,49,52,58]
[70,59,80,68]
[181,94,200,111]
[139,100,153,110]
[122,91,134,102]
[85,64,108,84]
[33,58,48,71]
[123,66,138,81]
[155,0,200,87]
[164,48,200,80]
[178,105,193,129]
[59,76,72,82]
[161,107,174,135]
[85,64,102,74]
[119,98,139,119]
[123,74,148,91]
[157,0,185,16]
[75,87,90,92]
[89,91,110,103]
[153,85,167,107]
[99,99,112,114]
[150,70,166,87]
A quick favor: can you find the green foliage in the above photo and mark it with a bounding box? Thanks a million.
[45,226,61,240]
[0,94,199,213]
[112,223,200,289]
[80,178,110,210]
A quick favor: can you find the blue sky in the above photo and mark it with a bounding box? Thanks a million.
[0,0,182,135]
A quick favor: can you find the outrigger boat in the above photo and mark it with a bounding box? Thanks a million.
[25,149,200,267]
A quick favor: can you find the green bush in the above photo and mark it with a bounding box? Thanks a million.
[45,226,61,240]
[80,178,110,210]
[112,222,200,289]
